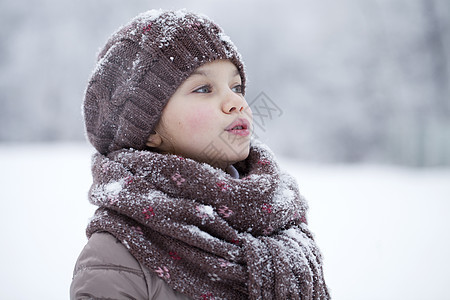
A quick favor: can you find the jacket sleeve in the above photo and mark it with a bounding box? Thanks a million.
[70,232,191,300]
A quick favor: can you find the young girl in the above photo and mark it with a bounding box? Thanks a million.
[71,9,330,300]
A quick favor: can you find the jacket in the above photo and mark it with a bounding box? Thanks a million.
[70,232,191,300]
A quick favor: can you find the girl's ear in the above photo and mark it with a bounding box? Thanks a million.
[146,132,163,148]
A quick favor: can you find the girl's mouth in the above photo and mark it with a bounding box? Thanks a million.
[225,118,251,136]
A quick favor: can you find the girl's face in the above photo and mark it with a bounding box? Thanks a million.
[149,59,252,169]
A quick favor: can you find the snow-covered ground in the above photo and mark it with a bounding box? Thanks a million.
[0,143,449,300]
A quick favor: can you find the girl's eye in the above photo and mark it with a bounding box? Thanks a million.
[193,85,212,93]
[231,84,243,94]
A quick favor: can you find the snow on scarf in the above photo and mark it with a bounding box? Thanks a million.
[86,143,330,299]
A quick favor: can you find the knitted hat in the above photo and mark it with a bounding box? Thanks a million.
[83,9,246,154]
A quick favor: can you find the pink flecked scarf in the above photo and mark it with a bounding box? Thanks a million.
[86,142,330,299]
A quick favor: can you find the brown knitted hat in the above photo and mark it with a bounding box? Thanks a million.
[83,9,246,154]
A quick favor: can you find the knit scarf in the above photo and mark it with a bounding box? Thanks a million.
[86,143,330,300]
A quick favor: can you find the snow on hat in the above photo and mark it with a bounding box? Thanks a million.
[83,9,246,154]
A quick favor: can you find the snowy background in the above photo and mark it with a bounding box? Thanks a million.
[1,0,450,299]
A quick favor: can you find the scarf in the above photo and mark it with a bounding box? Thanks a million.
[86,143,330,299]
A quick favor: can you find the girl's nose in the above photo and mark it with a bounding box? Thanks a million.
[222,91,247,114]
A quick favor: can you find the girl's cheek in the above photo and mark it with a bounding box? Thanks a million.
[185,107,216,130]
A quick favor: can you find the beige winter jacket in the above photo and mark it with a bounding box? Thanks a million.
[70,232,191,300]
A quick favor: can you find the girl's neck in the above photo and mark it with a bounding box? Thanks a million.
[225,164,239,179]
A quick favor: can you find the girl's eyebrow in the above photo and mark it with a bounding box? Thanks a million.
[190,68,240,77]
[190,70,208,77]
